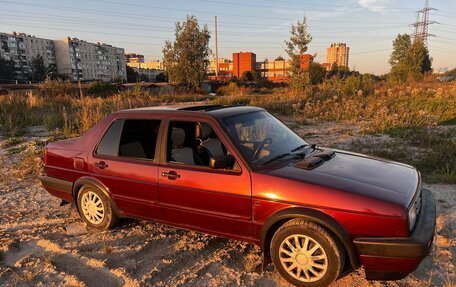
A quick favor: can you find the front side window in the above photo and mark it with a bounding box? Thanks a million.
[222,111,310,168]
[167,120,236,169]
[96,119,161,160]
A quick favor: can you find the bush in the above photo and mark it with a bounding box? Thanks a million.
[342,75,362,96]
[87,81,117,97]
[216,82,246,96]
[40,79,75,97]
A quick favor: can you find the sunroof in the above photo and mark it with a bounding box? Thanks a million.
[178,105,227,112]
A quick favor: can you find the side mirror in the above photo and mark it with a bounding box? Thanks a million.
[209,155,234,169]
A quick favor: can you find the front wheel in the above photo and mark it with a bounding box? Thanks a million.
[270,219,345,287]
[77,184,118,229]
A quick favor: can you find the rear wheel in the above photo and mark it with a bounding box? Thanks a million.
[270,219,344,287]
[77,185,118,229]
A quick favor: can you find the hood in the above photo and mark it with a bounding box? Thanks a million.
[267,149,419,207]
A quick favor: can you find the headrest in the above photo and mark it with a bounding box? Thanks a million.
[196,122,213,139]
[171,128,186,147]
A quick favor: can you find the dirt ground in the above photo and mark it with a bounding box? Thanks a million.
[0,123,454,287]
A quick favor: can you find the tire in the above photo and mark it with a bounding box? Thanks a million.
[270,219,345,287]
[76,184,118,229]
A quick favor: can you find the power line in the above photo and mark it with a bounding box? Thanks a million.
[0,1,408,25]
[0,13,407,34]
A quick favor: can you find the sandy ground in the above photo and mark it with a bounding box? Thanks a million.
[0,123,454,287]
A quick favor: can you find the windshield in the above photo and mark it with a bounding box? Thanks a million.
[222,111,310,168]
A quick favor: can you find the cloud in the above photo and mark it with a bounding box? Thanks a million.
[358,0,391,12]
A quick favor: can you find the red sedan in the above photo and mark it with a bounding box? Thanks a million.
[41,105,435,287]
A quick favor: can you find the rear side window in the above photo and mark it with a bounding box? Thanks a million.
[96,119,124,157]
[96,119,161,160]
[118,119,161,160]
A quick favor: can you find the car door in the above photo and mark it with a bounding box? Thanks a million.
[157,117,252,241]
[89,116,162,220]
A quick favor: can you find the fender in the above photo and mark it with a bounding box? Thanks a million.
[73,176,124,217]
[259,207,360,269]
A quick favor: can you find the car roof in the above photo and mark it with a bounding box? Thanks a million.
[114,104,264,119]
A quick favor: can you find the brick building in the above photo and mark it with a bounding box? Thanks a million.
[232,52,256,78]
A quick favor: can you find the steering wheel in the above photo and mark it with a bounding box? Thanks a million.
[252,137,272,161]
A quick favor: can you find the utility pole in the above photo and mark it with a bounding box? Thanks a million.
[214,16,219,79]
[410,0,438,46]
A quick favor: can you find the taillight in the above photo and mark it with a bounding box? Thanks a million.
[43,148,47,165]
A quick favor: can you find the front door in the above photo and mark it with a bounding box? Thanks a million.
[157,119,252,241]
[89,118,162,220]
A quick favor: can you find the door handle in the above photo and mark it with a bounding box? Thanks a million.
[161,170,181,180]
[95,161,108,169]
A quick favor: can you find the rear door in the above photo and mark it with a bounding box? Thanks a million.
[157,117,252,241]
[88,117,162,220]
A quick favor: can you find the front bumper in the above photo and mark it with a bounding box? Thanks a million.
[353,188,436,280]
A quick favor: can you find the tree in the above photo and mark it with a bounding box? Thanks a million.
[139,74,149,82]
[389,34,412,67]
[163,15,211,90]
[156,72,168,82]
[328,63,350,79]
[31,55,46,83]
[0,58,16,83]
[46,64,58,80]
[308,62,326,85]
[406,40,432,74]
[240,70,260,82]
[388,37,432,83]
[284,17,312,91]
[275,55,284,61]
[126,66,138,83]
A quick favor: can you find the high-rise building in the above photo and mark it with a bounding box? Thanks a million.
[54,37,126,82]
[326,43,349,69]
[233,52,256,78]
[0,32,56,82]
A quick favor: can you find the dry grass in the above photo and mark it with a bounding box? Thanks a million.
[1,79,455,182]
[346,126,456,183]
[0,84,214,137]
[215,80,456,133]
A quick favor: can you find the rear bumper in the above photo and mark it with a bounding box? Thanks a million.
[40,174,74,202]
[354,188,436,280]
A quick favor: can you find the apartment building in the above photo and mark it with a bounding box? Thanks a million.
[326,43,349,70]
[125,53,144,64]
[0,32,55,82]
[127,60,164,81]
[130,67,164,81]
[127,60,163,70]
[54,37,126,82]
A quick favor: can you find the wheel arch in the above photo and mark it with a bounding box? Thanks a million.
[73,176,124,217]
[260,207,360,269]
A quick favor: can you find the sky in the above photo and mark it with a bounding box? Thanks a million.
[0,0,455,74]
